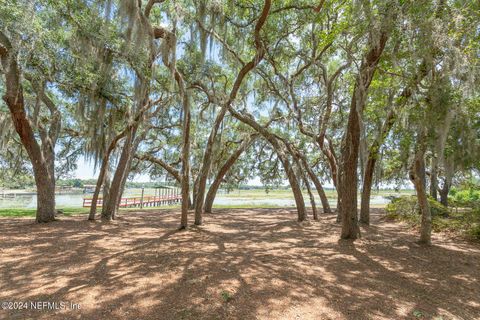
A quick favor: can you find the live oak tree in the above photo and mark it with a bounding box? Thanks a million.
[0,2,68,222]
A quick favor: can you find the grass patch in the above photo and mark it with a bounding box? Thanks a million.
[0,207,88,217]
[0,204,287,218]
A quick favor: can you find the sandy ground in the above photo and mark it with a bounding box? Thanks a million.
[0,208,479,320]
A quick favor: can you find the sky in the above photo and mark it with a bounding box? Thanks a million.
[73,156,269,185]
[73,156,155,182]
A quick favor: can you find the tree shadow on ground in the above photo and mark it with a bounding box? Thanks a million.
[0,208,479,319]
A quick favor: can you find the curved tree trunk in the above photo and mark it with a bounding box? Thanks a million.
[89,159,109,221]
[194,0,271,224]
[89,131,127,220]
[194,107,228,225]
[360,51,433,224]
[296,152,331,213]
[285,144,318,220]
[302,170,318,220]
[204,136,255,213]
[281,154,307,221]
[228,107,307,221]
[114,136,143,218]
[102,128,135,221]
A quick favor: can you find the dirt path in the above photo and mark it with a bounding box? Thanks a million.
[0,208,479,320]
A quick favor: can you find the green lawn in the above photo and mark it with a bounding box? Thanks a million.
[0,208,89,217]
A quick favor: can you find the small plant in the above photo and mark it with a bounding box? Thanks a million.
[220,290,233,302]
[413,310,424,318]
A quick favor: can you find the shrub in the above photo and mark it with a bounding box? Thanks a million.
[450,186,480,209]
[386,196,480,240]
[467,223,480,240]
[385,195,449,218]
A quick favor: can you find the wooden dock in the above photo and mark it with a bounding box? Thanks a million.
[83,190,182,208]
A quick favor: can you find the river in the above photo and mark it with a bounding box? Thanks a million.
[0,188,397,209]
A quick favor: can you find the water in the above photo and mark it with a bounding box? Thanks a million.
[0,189,394,209]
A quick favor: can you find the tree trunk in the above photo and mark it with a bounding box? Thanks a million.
[281,154,307,221]
[89,159,108,221]
[89,129,129,220]
[336,198,342,222]
[360,155,376,225]
[430,156,438,201]
[439,156,454,207]
[180,92,191,229]
[102,128,135,221]
[35,174,56,223]
[101,166,112,218]
[286,145,318,220]
[194,0,271,222]
[338,26,391,238]
[338,93,361,239]
[360,108,396,224]
[228,107,306,221]
[204,136,255,213]
[302,171,318,220]
[194,107,229,224]
[439,183,449,207]
[410,138,431,245]
[297,152,331,213]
